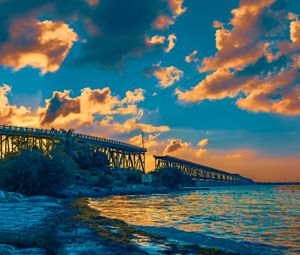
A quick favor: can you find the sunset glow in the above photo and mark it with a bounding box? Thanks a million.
[0,0,299,181]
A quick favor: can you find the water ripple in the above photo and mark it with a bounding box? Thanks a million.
[89,185,300,254]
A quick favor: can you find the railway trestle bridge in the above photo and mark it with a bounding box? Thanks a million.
[0,125,253,184]
[0,125,146,171]
[154,155,253,184]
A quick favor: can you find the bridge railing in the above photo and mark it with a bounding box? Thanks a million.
[0,125,55,135]
[0,124,146,152]
[73,132,146,151]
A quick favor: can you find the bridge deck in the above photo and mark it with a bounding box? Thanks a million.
[155,155,234,175]
[154,155,253,183]
[0,124,146,153]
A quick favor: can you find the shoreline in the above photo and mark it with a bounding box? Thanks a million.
[59,182,300,200]
[70,197,238,255]
[0,190,237,254]
[1,184,297,254]
[0,188,237,254]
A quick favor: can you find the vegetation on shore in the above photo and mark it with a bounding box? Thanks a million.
[0,129,193,196]
[0,149,75,196]
[0,129,145,196]
[152,167,193,188]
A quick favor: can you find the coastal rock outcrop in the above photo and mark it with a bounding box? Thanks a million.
[0,191,61,254]
[0,244,46,255]
[0,190,124,254]
[0,190,23,202]
[60,184,170,198]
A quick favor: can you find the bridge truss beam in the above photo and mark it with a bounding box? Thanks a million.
[0,125,146,172]
[154,155,253,184]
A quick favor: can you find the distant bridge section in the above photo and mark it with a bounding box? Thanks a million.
[0,125,146,171]
[154,155,253,185]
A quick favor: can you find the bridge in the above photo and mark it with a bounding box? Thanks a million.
[0,125,146,171]
[154,155,253,185]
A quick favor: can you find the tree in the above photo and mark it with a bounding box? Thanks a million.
[0,149,76,196]
[56,128,83,159]
[126,169,142,185]
[154,167,192,188]
[76,146,109,170]
[55,128,109,171]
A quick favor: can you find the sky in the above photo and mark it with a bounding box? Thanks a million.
[0,0,299,181]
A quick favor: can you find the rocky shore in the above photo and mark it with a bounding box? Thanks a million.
[0,189,134,254]
[60,184,171,198]
[0,188,235,255]
[0,191,60,254]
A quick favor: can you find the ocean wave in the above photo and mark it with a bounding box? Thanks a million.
[134,225,287,255]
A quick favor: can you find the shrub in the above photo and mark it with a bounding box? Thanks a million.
[76,147,109,170]
[0,149,76,196]
[154,167,192,189]
[92,171,113,188]
[126,169,142,185]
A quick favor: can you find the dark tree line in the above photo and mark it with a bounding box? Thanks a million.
[0,129,111,196]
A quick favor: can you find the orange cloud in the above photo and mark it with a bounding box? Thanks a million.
[213,20,223,29]
[200,0,275,72]
[290,19,300,47]
[275,18,300,57]
[0,84,39,127]
[198,138,209,147]
[185,50,199,63]
[163,139,190,155]
[176,1,300,116]
[128,133,162,150]
[177,64,300,115]
[38,87,145,127]
[0,19,78,74]
[40,90,81,125]
[168,0,187,17]
[176,68,254,102]
[122,89,145,104]
[0,84,166,135]
[146,34,176,53]
[145,35,166,46]
[195,148,208,158]
[163,142,208,160]
[153,15,174,30]
[99,110,170,134]
[85,0,99,7]
[236,66,300,115]
[153,64,183,88]
[164,34,176,53]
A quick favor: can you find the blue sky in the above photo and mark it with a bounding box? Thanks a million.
[0,0,299,180]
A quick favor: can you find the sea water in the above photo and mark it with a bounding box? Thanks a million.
[89,185,300,254]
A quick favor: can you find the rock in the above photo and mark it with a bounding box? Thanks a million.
[0,244,14,255]
[61,184,102,198]
[0,191,23,202]
[0,191,61,253]
[60,183,171,198]
[57,227,111,254]
[0,244,46,255]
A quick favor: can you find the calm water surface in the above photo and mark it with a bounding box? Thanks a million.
[89,185,300,254]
